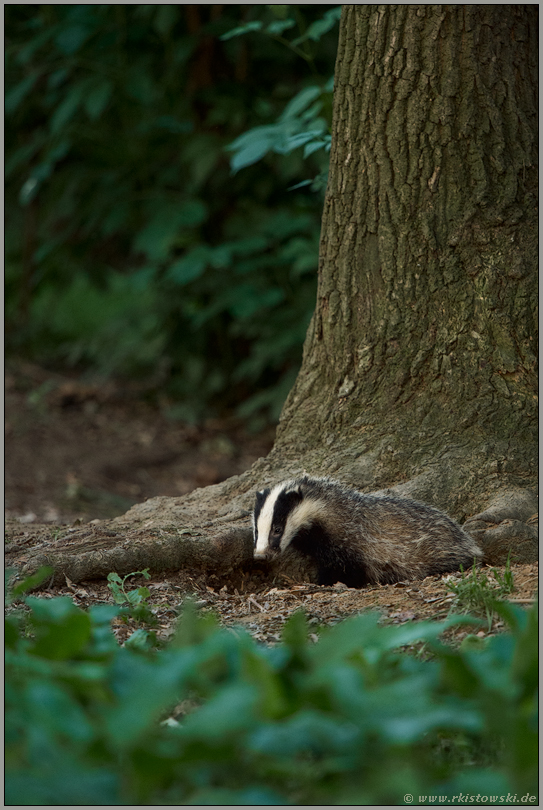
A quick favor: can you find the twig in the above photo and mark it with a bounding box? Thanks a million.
[248,596,265,612]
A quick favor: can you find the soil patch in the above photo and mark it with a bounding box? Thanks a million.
[5,362,274,524]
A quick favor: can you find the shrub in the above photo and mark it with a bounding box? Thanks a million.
[5,576,538,805]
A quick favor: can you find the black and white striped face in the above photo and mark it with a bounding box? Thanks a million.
[253,483,304,557]
[253,487,270,554]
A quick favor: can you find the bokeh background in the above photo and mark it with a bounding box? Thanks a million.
[6,4,340,426]
[5,5,341,521]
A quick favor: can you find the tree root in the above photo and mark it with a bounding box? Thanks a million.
[462,488,538,565]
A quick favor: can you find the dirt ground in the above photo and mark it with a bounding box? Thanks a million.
[5,361,275,524]
[5,362,538,644]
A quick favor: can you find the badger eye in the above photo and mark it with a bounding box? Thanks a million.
[271,525,282,537]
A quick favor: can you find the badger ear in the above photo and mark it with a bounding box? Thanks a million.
[255,488,270,506]
[285,485,303,497]
[282,486,303,509]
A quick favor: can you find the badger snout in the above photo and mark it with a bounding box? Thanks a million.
[253,545,279,560]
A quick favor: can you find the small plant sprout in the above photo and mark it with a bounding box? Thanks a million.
[447,555,515,630]
[107,569,153,614]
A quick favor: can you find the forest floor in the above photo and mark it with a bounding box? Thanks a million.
[5,361,538,645]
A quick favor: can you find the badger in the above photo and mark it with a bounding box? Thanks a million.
[253,475,482,588]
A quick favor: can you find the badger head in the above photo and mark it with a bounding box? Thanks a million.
[253,482,306,558]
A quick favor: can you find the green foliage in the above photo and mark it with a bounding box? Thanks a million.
[222,7,338,188]
[5,580,538,805]
[106,568,157,632]
[226,83,332,178]
[26,271,166,377]
[106,568,151,607]
[221,6,341,61]
[5,5,340,423]
[448,558,516,629]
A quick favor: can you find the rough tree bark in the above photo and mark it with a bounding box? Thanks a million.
[12,5,538,585]
[270,4,538,541]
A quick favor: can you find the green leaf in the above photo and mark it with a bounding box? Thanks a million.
[180,682,259,739]
[48,67,69,91]
[283,129,325,152]
[153,5,178,37]
[134,202,207,262]
[291,7,342,46]
[172,599,217,647]
[104,650,198,745]
[228,129,276,172]
[55,24,91,55]
[288,178,313,191]
[26,596,92,660]
[279,86,322,121]
[125,65,156,104]
[124,628,152,650]
[84,80,113,120]
[208,244,233,268]
[228,285,284,319]
[50,85,85,134]
[25,595,79,623]
[281,611,310,651]
[303,138,328,158]
[310,612,380,667]
[378,704,482,743]
[166,246,209,285]
[25,680,95,742]
[242,649,287,718]
[266,19,296,36]
[177,200,208,227]
[5,616,20,649]
[5,768,121,806]
[187,787,287,806]
[251,711,359,761]
[14,28,53,65]
[5,135,46,178]
[220,21,263,41]
[5,72,39,114]
[126,589,144,606]
[11,566,54,597]
[121,569,150,582]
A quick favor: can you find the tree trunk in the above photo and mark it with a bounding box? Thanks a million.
[10,5,537,585]
[273,4,538,518]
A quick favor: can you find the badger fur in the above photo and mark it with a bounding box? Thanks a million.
[253,475,482,588]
